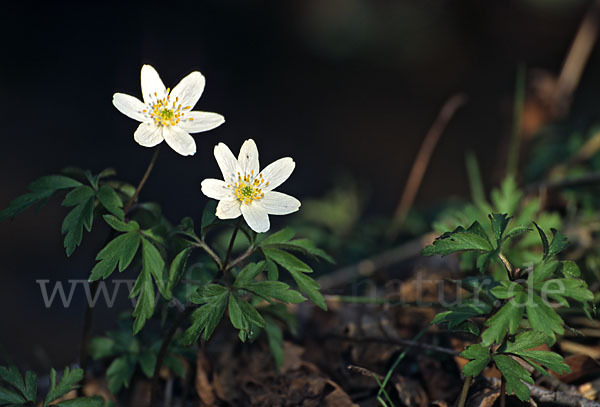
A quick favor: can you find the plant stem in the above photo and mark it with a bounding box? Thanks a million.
[500,375,507,407]
[195,239,223,270]
[150,305,195,407]
[124,146,161,213]
[79,147,161,388]
[222,220,241,271]
[498,252,514,279]
[457,375,473,407]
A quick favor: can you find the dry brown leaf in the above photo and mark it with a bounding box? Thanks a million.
[195,349,217,406]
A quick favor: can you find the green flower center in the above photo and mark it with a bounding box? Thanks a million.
[160,108,174,120]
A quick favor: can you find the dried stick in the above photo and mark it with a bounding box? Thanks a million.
[487,377,600,407]
[387,94,467,239]
[318,232,436,291]
[324,334,459,356]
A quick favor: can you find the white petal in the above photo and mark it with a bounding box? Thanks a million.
[261,157,295,192]
[237,139,259,176]
[163,126,196,156]
[112,93,149,122]
[241,202,270,233]
[201,179,233,200]
[214,142,241,184]
[260,191,301,215]
[216,199,241,219]
[134,123,164,147]
[170,71,206,109]
[178,111,225,133]
[141,65,167,104]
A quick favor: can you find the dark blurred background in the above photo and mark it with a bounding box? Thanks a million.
[1,0,598,369]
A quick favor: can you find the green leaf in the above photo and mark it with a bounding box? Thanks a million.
[97,185,124,220]
[89,337,116,359]
[44,367,84,407]
[529,261,558,284]
[534,278,594,303]
[265,318,284,370]
[481,292,526,346]
[274,239,335,263]
[287,269,327,310]
[503,225,531,242]
[526,293,564,342]
[131,266,155,335]
[244,281,306,304]
[190,284,228,304]
[166,248,193,300]
[515,350,570,375]
[0,175,82,222]
[422,222,493,257]
[228,292,266,333]
[491,176,521,214]
[262,248,312,273]
[560,261,581,278]
[89,232,141,281]
[233,262,266,288]
[61,186,96,256]
[493,354,533,402]
[52,396,105,407]
[489,213,510,243]
[183,291,228,344]
[547,229,569,259]
[0,387,26,405]
[266,259,278,280]
[432,301,491,331]
[461,344,491,376]
[141,238,167,298]
[502,331,547,353]
[106,356,136,395]
[138,351,157,378]
[0,366,26,397]
[200,201,217,237]
[260,228,295,246]
[24,371,37,403]
[490,281,524,299]
[103,215,139,233]
[163,354,186,379]
[533,222,549,259]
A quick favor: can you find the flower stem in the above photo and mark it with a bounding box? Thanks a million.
[124,146,161,213]
[221,219,241,284]
[457,375,473,407]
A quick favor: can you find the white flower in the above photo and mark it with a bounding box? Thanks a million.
[112,65,225,156]
[201,139,301,233]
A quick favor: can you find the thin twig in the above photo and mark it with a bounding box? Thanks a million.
[387,94,467,239]
[324,334,458,356]
[123,146,161,213]
[553,0,600,115]
[524,171,600,194]
[318,233,436,291]
[487,377,600,407]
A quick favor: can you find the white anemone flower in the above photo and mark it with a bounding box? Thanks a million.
[201,139,301,233]
[112,65,225,156]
